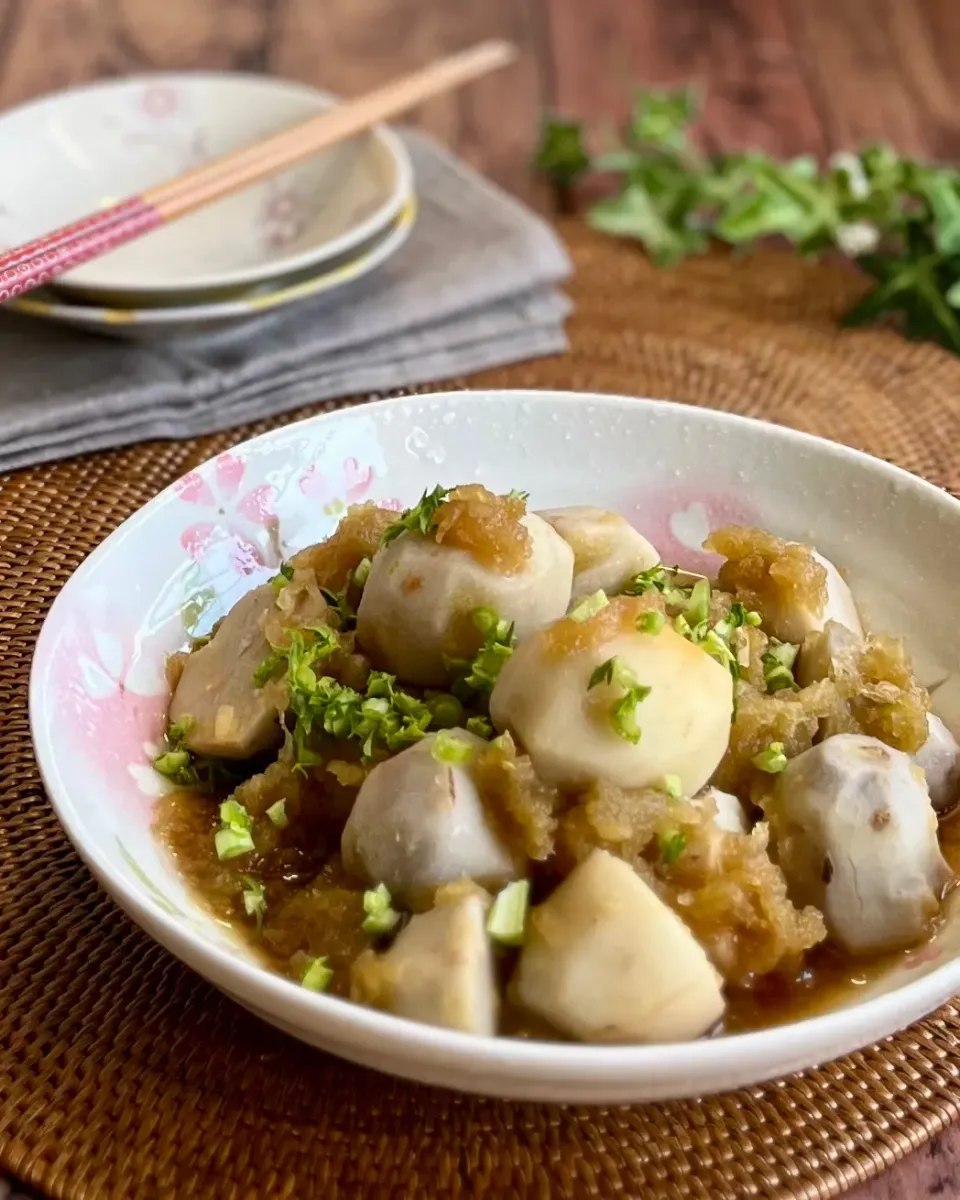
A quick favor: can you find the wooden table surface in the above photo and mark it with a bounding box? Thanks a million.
[3,2,960,1198]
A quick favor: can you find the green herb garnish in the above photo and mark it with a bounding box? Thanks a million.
[762,641,800,693]
[466,714,495,739]
[425,693,464,729]
[446,607,517,698]
[659,830,687,865]
[301,956,334,992]
[637,610,665,635]
[700,628,740,679]
[352,557,372,588]
[662,774,683,800]
[486,880,531,946]
[215,798,254,861]
[270,561,295,593]
[569,589,609,622]
[381,485,450,546]
[253,624,339,690]
[362,883,401,936]
[431,729,476,766]
[588,656,652,744]
[266,799,288,829]
[319,586,356,631]
[152,716,231,793]
[685,578,711,627]
[240,875,267,931]
[713,603,762,640]
[535,88,960,355]
[753,741,789,774]
[622,565,670,595]
[284,662,433,766]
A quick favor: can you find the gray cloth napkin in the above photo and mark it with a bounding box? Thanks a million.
[0,130,571,473]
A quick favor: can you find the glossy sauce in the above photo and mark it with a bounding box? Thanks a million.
[724,808,960,1032]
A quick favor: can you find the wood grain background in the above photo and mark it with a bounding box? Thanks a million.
[2,1,960,1197]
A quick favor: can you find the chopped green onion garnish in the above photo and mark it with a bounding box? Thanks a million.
[637,610,665,635]
[569,589,609,622]
[215,799,255,860]
[663,774,683,800]
[153,749,192,777]
[301,956,334,992]
[659,831,687,865]
[266,799,289,829]
[701,629,739,678]
[466,714,495,739]
[381,485,450,545]
[588,656,651,744]
[445,607,516,697]
[622,564,669,595]
[240,875,267,930]
[673,613,694,638]
[762,641,800,693]
[352,557,372,587]
[426,693,464,729]
[215,826,255,860]
[685,578,712,627]
[713,602,762,640]
[431,729,476,766]
[473,606,502,637]
[270,561,295,592]
[152,717,231,792]
[220,799,252,831]
[753,741,789,773]
[362,883,401,935]
[610,687,651,744]
[588,655,637,690]
[507,488,530,502]
[486,880,531,946]
[166,716,194,746]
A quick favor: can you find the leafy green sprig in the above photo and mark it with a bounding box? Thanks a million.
[536,88,960,354]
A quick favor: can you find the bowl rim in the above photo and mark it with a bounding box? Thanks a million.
[9,195,417,329]
[0,70,414,297]
[29,388,960,1096]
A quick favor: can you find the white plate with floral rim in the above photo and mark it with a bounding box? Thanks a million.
[28,389,960,1104]
[0,72,413,304]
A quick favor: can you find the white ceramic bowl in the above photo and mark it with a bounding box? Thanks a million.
[29,390,960,1104]
[0,73,413,303]
[8,197,416,342]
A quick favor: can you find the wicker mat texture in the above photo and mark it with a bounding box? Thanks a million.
[3,222,960,1200]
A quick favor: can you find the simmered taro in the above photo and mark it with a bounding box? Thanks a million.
[152,483,953,1044]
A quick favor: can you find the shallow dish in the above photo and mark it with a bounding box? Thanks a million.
[0,72,413,303]
[29,389,960,1103]
[8,198,415,341]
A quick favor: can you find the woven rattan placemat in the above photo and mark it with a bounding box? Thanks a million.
[4,222,960,1200]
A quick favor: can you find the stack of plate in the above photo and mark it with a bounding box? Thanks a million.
[0,73,416,340]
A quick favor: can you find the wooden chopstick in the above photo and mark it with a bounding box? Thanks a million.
[0,40,516,302]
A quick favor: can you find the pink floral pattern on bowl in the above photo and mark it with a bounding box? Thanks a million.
[0,73,413,297]
[31,390,960,1103]
[628,485,758,573]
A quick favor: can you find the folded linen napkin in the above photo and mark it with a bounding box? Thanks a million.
[0,130,572,473]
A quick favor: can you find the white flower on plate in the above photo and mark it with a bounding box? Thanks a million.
[128,740,174,798]
[78,629,167,700]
